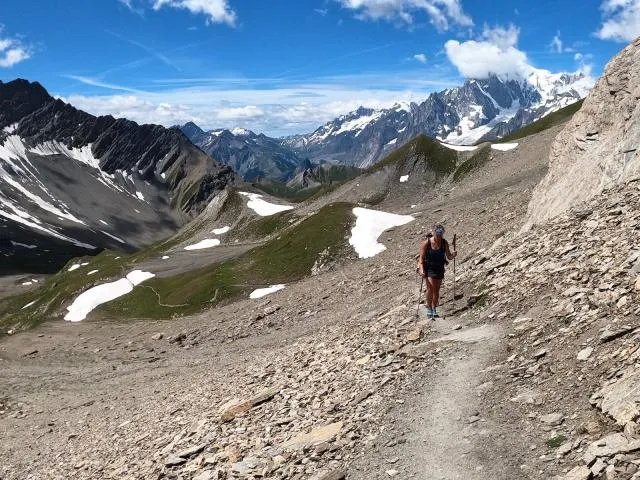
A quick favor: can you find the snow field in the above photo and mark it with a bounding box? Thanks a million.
[239,192,294,217]
[64,270,155,322]
[349,207,414,259]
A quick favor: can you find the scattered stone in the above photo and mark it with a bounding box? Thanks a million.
[151,333,164,340]
[308,469,346,480]
[219,385,281,422]
[533,348,547,359]
[385,469,399,477]
[165,455,186,467]
[583,433,640,465]
[280,422,343,451]
[559,465,591,480]
[406,327,422,342]
[540,413,565,426]
[452,324,462,331]
[599,325,636,344]
[577,347,594,361]
[175,443,207,459]
[592,369,640,425]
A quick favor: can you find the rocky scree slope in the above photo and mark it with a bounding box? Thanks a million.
[456,177,640,480]
[0,113,566,480]
[0,79,237,273]
[282,69,592,168]
[526,37,640,227]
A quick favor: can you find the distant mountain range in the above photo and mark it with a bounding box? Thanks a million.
[0,79,236,273]
[282,68,594,168]
[181,122,303,181]
[184,67,593,174]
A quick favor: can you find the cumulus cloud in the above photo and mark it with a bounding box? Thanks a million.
[413,53,427,63]
[444,24,530,78]
[596,0,640,42]
[0,30,32,68]
[152,0,237,26]
[337,0,473,31]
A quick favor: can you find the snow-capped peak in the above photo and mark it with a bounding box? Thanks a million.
[231,127,252,136]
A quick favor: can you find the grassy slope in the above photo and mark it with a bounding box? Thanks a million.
[254,165,361,203]
[498,99,584,143]
[452,145,491,182]
[366,134,457,176]
[0,202,355,329]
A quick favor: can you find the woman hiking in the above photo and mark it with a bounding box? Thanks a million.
[418,224,457,319]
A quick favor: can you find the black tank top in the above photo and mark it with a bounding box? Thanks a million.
[425,239,446,270]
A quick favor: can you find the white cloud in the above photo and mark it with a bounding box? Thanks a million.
[60,70,455,136]
[596,0,640,42]
[152,0,237,26]
[118,0,144,15]
[0,31,32,68]
[550,32,563,53]
[413,53,427,63]
[337,0,473,31]
[215,105,264,120]
[444,24,530,78]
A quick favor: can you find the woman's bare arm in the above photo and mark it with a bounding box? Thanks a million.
[418,240,428,276]
[445,240,456,260]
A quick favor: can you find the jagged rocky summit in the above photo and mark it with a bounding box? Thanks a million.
[282,68,593,168]
[0,79,237,273]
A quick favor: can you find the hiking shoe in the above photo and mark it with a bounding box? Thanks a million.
[432,308,439,318]
[425,307,433,317]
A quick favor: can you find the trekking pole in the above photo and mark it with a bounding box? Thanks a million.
[416,271,424,317]
[452,234,457,310]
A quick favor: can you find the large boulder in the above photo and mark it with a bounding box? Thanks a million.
[524,37,640,228]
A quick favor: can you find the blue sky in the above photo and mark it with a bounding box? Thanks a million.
[0,0,637,136]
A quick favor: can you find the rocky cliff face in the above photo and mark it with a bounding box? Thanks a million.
[525,38,640,228]
[0,79,237,272]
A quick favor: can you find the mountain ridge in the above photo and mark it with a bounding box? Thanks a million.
[281,68,593,167]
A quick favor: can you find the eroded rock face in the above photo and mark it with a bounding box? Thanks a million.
[525,37,640,228]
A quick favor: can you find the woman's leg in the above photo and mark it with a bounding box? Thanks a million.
[431,278,443,308]
[425,277,434,307]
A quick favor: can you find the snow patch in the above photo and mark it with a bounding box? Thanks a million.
[135,191,145,201]
[100,230,126,244]
[10,240,36,249]
[250,284,285,299]
[161,255,170,260]
[0,193,94,249]
[3,123,18,134]
[439,142,478,152]
[399,175,409,183]
[21,300,36,309]
[491,143,519,151]
[211,226,231,235]
[386,138,398,146]
[349,207,414,259]
[99,220,108,226]
[87,270,98,275]
[68,264,81,272]
[239,192,294,217]
[232,127,251,136]
[184,239,221,250]
[64,270,155,322]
